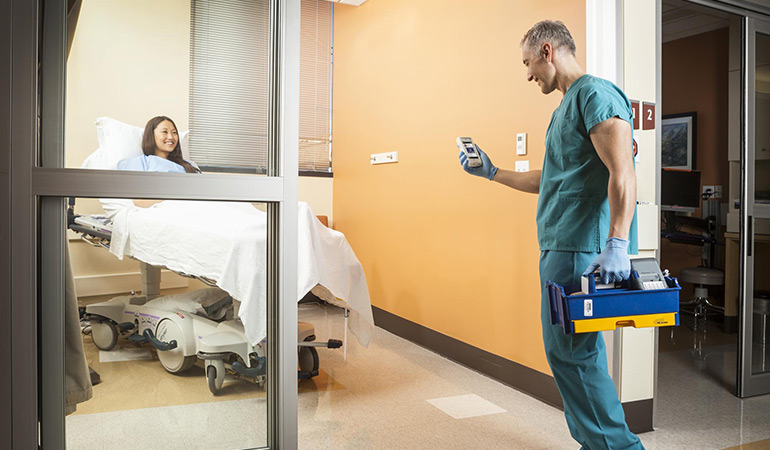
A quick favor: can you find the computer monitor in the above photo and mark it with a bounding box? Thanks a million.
[661,169,701,211]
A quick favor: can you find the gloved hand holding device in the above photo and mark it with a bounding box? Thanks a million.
[582,237,631,284]
[458,146,498,181]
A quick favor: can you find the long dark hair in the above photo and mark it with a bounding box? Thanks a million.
[142,116,199,173]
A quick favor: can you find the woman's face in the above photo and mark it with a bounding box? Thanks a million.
[153,120,178,158]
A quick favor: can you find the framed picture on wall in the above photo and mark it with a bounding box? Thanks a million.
[661,112,697,170]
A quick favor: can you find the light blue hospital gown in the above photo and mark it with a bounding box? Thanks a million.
[117,154,186,173]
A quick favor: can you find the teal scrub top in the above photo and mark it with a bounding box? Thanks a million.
[117,154,186,173]
[536,74,639,254]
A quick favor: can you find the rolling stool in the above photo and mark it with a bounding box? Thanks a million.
[679,266,725,330]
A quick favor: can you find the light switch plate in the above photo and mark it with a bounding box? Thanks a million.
[516,133,527,155]
[370,151,398,165]
[515,160,529,172]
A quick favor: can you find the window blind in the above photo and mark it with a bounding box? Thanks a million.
[299,0,333,173]
[189,0,333,174]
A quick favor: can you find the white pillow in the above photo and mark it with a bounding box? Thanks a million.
[94,117,144,170]
[80,147,108,170]
[180,130,191,162]
[89,117,192,170]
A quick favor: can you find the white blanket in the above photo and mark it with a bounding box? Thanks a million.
[108,200,373,346]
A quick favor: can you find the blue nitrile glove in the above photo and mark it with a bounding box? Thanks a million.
[458,146,498,181]
[582,237,631,284]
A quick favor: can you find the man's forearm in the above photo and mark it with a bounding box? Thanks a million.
[492,168,541,194]
[607,170,636,240]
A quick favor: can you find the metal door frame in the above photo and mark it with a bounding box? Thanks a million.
[739,15,770,397]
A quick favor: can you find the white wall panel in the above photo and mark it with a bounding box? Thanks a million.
[620,0,658,403]
[619,327,656,401]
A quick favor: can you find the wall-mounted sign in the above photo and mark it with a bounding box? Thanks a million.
[630,100,640,130]
[642,102,656,130]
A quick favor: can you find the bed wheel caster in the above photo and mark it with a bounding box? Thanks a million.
[154,319,195,373]
[206,359,226,395]
[298,346,319,379]
[91,320,118,351]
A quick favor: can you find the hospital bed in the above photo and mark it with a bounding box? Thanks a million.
[69,198,374,395]
[73,117,374,393]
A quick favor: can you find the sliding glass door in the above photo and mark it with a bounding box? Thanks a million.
[739,15,770,398]
[12,0,300,447]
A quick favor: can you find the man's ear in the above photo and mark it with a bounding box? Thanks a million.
[541,42,553,63]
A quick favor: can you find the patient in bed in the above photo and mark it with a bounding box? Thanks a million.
[118,116,199,174]
[117,116,199,207]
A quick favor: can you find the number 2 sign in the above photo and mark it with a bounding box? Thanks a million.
[642,102,656,130]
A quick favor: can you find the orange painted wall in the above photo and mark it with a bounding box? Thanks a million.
[661,28,730,299]
[332,0,585,375]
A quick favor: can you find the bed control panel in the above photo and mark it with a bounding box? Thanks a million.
[74,215,113,234]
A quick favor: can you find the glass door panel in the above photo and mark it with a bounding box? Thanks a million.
[755,33,770,215]
[740,18,770,397]
[750,218,770,376]
[63,197,269,449]
[63,0,271,175]
[749,29,770,376]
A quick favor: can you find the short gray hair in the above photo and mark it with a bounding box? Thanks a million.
[520,20,576,57]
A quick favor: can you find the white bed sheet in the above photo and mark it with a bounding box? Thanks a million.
[107,200,374,346]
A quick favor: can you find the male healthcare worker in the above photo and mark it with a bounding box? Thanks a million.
[458,20,643,450]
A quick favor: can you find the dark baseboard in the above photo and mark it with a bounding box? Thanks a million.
[371,306,654,434]
[371,306,563,408]
[622,399,654,433]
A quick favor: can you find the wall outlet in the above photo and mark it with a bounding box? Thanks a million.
[714,185,722,199]
[370,151,398,165]
[703,185,715,198]
[516,133,527,155]
[515,160,529,172]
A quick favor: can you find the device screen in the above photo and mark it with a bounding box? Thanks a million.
[464,144,477,155]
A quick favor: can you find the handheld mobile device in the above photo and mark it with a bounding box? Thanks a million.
[456,137,482,168]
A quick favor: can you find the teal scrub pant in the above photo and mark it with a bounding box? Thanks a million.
[540,250,644,450]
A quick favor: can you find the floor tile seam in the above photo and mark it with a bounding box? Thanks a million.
[67,395,268,418]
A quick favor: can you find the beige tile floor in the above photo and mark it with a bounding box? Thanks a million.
[66,303,770,449]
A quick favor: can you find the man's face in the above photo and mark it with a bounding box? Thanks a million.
[522,44,556,95]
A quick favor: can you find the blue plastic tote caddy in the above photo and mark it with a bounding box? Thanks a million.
[548,267,681,335]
